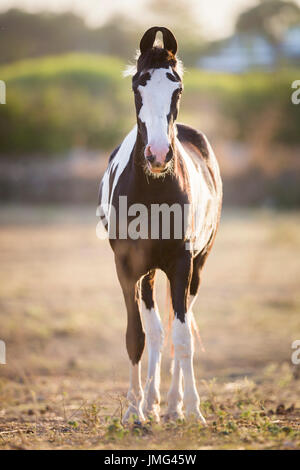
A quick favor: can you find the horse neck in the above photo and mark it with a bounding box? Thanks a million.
[132,130,146,168]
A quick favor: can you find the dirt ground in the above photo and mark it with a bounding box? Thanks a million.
[0,205,299,450]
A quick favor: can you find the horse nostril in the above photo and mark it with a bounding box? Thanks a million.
[165,147,173,163]
[146,154,155,164]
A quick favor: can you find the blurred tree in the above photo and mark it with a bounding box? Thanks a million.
[0,9,91,63]
[236,0,300,61]
[0,9,143,63]
[145,0,201,37]
[0,6,205,66]
[90,14,142,59]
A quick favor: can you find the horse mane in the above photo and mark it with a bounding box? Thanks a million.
[123,47,184,78]
[137,47,176,71]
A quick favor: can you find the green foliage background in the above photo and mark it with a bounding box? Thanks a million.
[0,53,299,156]
[0,54,132,155]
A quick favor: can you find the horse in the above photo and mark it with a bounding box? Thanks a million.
[98,26,222,424]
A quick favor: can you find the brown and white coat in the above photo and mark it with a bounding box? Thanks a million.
[98,27,222,423]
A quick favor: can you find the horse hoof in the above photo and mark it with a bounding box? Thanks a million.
[122,407,145,425]
[164,411,184,422]
[133,419,142,427]
[143,405,160,423]
[186,410,207,425]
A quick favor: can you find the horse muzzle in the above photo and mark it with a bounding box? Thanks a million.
[145,144,173,173]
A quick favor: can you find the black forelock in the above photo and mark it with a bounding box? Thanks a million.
[137,47,177,73]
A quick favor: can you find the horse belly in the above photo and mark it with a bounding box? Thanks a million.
[190,171,216,254]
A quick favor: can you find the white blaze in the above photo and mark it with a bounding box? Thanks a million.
[138,68,180,162]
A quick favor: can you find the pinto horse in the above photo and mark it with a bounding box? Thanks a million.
[98,27,222,423]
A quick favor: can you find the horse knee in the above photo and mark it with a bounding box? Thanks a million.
[126,327,145,364]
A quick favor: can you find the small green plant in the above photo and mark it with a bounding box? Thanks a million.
[68,420,79,429]
[105,418,128,440]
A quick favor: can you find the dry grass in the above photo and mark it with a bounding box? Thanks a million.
[0,205,299,449]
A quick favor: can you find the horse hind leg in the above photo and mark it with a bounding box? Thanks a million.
[189,250,208,302]
[140,270,164,422]
[165,357,184,421]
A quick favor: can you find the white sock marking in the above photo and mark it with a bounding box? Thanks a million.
[171,312,205,422]
[141,301,164,420]
[123,362,145,423]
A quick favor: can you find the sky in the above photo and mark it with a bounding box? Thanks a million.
[1,0,300,40]
[0,0,262,40]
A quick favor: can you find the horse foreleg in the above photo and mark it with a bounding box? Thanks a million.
[141,271,164,422]
[116,261,145,424]
[166,253,206,423]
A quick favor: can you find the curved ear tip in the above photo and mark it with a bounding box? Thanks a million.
[144,26,161,34]
[144,26,177,40]
[140,26,177,55]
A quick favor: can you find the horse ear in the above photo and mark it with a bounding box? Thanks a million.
[140,26,177,55]
[140,27,159,54]
[161,27,177,55]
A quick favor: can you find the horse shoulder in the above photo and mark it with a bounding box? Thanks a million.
[176,123,222,197]
[99,126,137,207]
